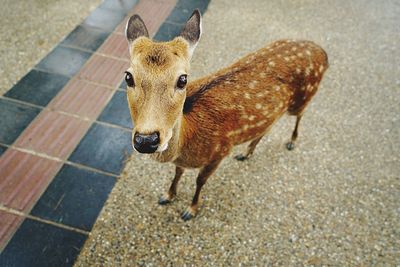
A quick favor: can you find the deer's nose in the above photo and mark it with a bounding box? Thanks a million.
[133,132,160,153]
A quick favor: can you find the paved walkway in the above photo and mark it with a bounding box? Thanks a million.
[0,0,399,266]
[0,0,200,265]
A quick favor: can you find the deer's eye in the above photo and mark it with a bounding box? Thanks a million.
[176,74,187,89]
[125,71,135,87]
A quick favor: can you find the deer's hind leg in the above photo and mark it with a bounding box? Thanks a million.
[286,114,302,150]
[235,136,263,161]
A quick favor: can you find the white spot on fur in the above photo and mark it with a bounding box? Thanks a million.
[256,92,264,98]
[305,67,311,76]
[249,81,258,89]
[268,61,275,67]
[244,93,251,99]
[292,47,297,51]
[248,115,256,121]
[274,85,280,91]
[296,68,301,74]
[319,65,324,73]
[256,103,262,109]
[260,72,266,78]
[215,144,221,152]
[256,120,267,127]
[297,52,303,57]
[305,50,312,56]
[284,57,290,62]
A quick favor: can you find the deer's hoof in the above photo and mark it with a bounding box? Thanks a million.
[181,207,196,221]
[286,142,295,151]
[158,195,172,205]
[235,154,248,161]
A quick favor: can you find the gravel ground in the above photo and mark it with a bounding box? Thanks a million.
[0,0,101,96]
[76,0,399,265]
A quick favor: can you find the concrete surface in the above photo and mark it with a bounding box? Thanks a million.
[0,0,101,96]
[75,0,400,265]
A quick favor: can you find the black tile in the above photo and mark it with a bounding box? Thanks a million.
[0,99,41,145]
[82,7,125,32]
[0,144,6,156]
[36,46,91,77]
[166,0,210,24]
[99,0,138,14]
[0,219,86,267]
[98,91,132,129]
[4,69,69,107]
[154,22,183,42]
[68,123,132,174]
[31,164,116,231]
[61,25,109,52]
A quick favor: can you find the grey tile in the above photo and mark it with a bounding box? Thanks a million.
[82,7,125,32]
[4,69,69,106]
[154,22,183,42]
[98,90,132,129]
[0,98,41,145]
[61,25,109,52]
[31,164,116,231]
[36,46,91,77]
[0,219,86,267]
[68,123,132,174]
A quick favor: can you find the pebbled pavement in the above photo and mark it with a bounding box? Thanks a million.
[76,0,399,265]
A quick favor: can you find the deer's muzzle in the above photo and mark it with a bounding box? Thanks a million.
[133,132,160,153]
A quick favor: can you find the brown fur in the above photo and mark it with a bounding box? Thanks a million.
[126,15,328,220]
[176,40,328,167]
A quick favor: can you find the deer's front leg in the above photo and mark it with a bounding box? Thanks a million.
[159,166,185,205]
[181,160,221,221]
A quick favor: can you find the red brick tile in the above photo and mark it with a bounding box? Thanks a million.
[14,110,90,159]
[98,33,129,59]
[0,149,62,212]
[77,55,128,87]
[48,79,114,120]
[115,0,177,37]
[0,210,24,251]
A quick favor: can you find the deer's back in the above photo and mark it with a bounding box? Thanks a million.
[180,40,328,167]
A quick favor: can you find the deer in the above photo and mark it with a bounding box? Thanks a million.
[124,10,328,221]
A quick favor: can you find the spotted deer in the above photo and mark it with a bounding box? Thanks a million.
[124,10,328,220]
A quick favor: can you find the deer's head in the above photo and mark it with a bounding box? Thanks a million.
[124,10,201,154]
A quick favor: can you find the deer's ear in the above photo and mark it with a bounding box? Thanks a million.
[125,15,149,46]
[180,9,202,57]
